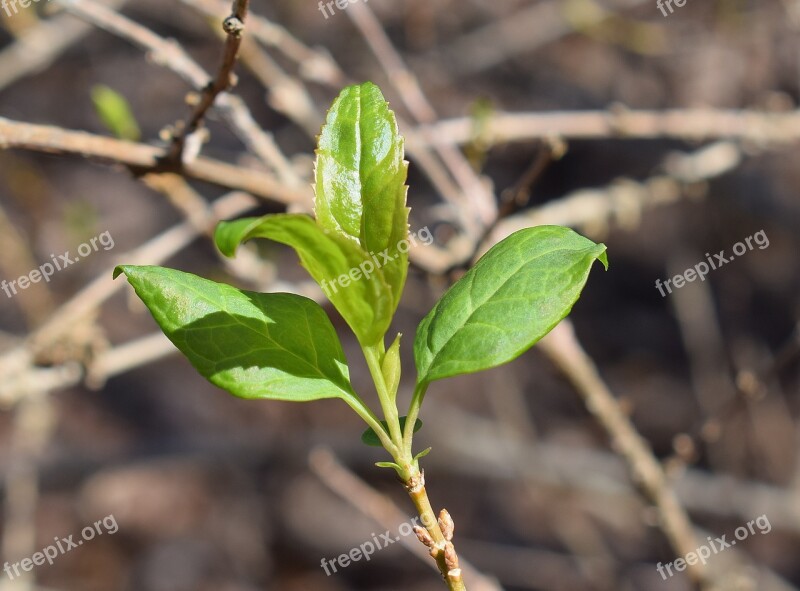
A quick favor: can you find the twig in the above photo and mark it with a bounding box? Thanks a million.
[0,117,304,203]
[426,0,650,78]
[424,399,800,536]
[309,447,503,591]
[480,142,743,261]
[236,36,323,138]
[177,12,311,189]
[537,320,709,587]
[0,204,56,325]
[418,109,800,146]
[179,0,484,247]
[347,2,497,231]
[447,141,563,274]
[141,173,280,290]
[0,0,129,91]
[0,391,54,591]
[167,0,250,163]
[86,332,179,389]
[0,191,257,407]
[179,0,328,136]
[178,0,347,86]
[58,0,310,193]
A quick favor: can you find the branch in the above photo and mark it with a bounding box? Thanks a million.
[417,109,800,146]
[0,191,258,407]
[58,0,309,197]
[537,320,710,588]
[0,117,305,203]
[0,0,129,91]
[309,448,503,591]
[178,0,346,86]
[347,1,497,232]
[168,0,250,163]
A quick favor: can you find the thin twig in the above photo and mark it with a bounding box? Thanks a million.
[167,0,250,163]
[58,0,309,193]
[418,109,800,146]
[0,191,257,407]
[347,1,497,231]
[480,142,743,261]
[309,448,503,591]
[0,0,129,91]
[537,320,709,588]
[426,0,650,78]
[178,0,347,86]
[0,117,304,203]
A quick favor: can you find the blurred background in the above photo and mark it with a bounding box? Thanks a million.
[0,0,799,590]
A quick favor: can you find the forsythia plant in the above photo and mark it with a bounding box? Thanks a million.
[114,82,607,590]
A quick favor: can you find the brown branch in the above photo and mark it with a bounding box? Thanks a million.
[168,0,250,163]
[418,109,800,146]
[0,0,129,91]
[309,448,503,591]
[537,320,710,588]
[347,2,497,232]
[178,0,347,87]
[58,0,308,196]
[0,117,305,203]
[58,0,207,83]
[0,190,258,406]
[478,141,743,262]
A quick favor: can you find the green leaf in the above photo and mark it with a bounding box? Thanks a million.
[315,82,410,310]
[361,416,422,447]
[414,226,608,385]
[414,447,432,461]
[113,265,357,402]
[381,333,402,403]
[375,461,402,470]
[91,85,141,141]
[215,213,392,346]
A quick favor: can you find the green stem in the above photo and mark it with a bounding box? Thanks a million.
[364,343,403,447]
[402,381,428,459]
[342,394,398,456]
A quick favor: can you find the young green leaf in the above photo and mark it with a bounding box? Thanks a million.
[381,333,402,403]
[315,82,410,310]
[361,416,422,447]
[91,85,141,141]
[215,213,392,346]
[113,265,358,403]
[414,226,608,385]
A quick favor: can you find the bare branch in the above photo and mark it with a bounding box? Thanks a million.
[0,117,305,203]
[168,0,250,163]
[538,321,709,587]
[418,109,800,146]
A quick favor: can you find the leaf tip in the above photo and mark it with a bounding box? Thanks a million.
[597,246,609,270]
[112,265,129,280]
[414,447,432,461]
[213,222,238,258]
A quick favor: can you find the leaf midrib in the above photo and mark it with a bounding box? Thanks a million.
[171,279,346,391]
[421,243,597,380]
